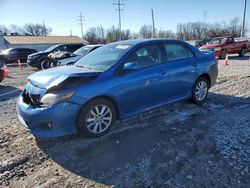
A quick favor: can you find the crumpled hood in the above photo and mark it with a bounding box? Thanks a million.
[29,51,49,57]
[58,55,82,66]
[28,66,100,89]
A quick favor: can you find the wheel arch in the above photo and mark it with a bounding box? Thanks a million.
[197,73,211,88]
[84,95,121,120]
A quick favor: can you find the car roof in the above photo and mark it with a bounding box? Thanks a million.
[3,47,35,51]
[214,36,232,39]
[85,44,104,47]
[111,38,187,46]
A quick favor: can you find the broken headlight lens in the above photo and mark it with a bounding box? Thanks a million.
[40,91,75,107]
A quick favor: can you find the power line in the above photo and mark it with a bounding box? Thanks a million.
[241,0,247,37]
[77,12,85,39]
[113,0,125,40]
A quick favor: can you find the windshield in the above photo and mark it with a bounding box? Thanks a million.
[209,38,227,44]
[44,45,59,52]
[74,46,92,56]
[74,43,131,71]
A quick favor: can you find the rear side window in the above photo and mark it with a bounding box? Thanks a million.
[124,44,163,69]
[164,43,194,61]
[67,44,82,52]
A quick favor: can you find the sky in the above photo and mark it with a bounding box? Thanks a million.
[0,0,249,37]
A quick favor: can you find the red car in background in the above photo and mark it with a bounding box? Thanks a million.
[199,36,249,59]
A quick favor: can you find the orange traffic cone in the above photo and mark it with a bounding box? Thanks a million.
[224,53,229,65]
[18,59,22,70]
[4,64,9,78]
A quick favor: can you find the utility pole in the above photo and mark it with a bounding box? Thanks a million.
[203,11,207,39]
[151,9,156,38]
[77,12,85,39]
[70,30,72,36]
[241,0,247,37]
[100,25,105,43]
[203,10,207,24]
[42,20,46,36]
[113,0,124,40]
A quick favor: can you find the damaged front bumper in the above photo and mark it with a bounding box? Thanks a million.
[16,96,81,138]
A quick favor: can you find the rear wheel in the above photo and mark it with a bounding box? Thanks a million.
[77,98,117,137]
[190,77,209,105]
[0,70,4,82]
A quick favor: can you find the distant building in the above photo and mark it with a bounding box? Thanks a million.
[0,36,88,51]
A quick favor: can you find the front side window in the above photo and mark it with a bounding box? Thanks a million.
[124,44,163,69]
[208,38,227,44]
[164,43,194,61]
[227,38,234,43]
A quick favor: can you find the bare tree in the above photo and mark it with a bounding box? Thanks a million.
[121,29,132,40]
[9,24,23,35]
[0,25,8,35]
[84,27,106,44]
[23,23,52,36]
[106,26,120,43]
[139,25,153,38]
[157,29,175,38]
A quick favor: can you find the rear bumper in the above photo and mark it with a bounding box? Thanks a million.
[16,96,81,138]
[208,64,218,87]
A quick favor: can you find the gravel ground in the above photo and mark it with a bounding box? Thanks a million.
[0,55,250,187]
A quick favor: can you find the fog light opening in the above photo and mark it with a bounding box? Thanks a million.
[40,122,53,130]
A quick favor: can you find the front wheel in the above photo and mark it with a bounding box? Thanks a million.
[239,48,246,57]
[190,77,209,105]
[77,99,117,137]
[220,49,226,59]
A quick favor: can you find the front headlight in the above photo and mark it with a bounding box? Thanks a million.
[214,47,221,51]
[40,91,75,107]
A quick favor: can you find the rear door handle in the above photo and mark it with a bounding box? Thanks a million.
[160,70,168,75]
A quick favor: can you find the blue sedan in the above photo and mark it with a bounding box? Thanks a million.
[17,39,218,138]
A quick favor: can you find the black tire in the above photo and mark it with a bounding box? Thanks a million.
[220,49,226,59]
[0,59,7,65]
[77,98,117,138]
[0,70,4,83]
[190,77,209,105]
[239,48,246,57]
[41,58,57,69]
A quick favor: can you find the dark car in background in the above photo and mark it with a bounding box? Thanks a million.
[27,43,84,69]
[0,61,4,83]
[57,44,103,66]
[0,48,37,64]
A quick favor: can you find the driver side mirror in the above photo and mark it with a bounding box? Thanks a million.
[122,62,140,72]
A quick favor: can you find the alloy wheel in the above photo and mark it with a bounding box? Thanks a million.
[85,104,112,134]
[195,80,208,101]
